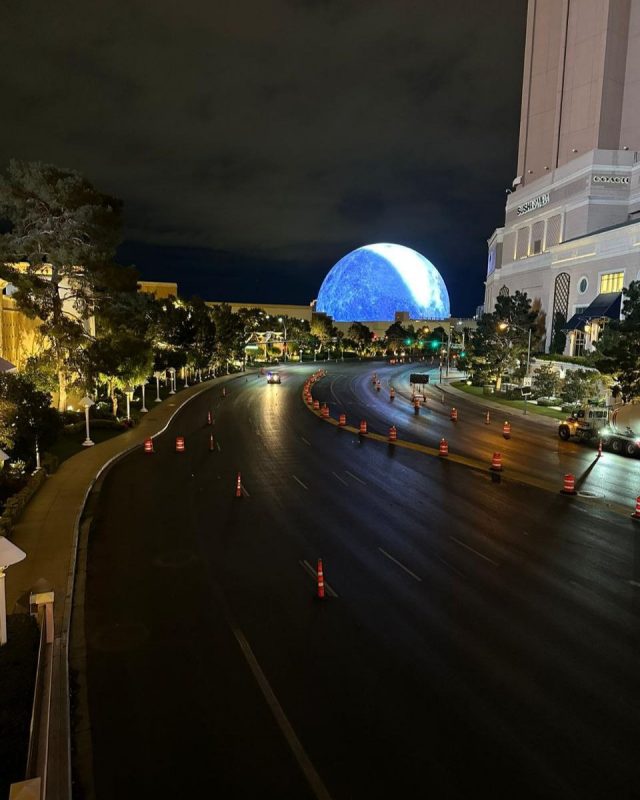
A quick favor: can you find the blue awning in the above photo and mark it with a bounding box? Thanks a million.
[564,292,621,331]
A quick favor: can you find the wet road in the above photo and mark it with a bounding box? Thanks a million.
[80,363,640,800]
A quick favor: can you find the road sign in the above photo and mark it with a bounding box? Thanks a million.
[410,374,430,384]
[523,377,532,386]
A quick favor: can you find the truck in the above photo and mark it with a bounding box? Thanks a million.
[558,403,640,456]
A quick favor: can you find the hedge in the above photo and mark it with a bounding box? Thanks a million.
[0,468,47,536]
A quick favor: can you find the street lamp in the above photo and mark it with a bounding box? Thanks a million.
[278,317,287,362]
[153,371,164,402]
[168,367,176,394]
[140,380,148,413]
[80,396,95,446]
[124,386,134,421]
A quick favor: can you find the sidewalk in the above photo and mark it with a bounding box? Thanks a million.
[6,379,218,624]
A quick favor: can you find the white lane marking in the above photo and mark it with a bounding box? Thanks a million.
[435,554,465,578]
[292,474,309,490]
[449,536,499,567]
[241,485,250,498]
[378,548,422,582]
[216,441,222,452]
[301,437,311,446]
[300,559,338,598]
[628,580,640,588]
[344,470,366,485]
[231,625,334,800]
[332,471,348,486]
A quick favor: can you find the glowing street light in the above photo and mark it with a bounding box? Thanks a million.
[278,317,288,362]
[124,386,134,421]
[168,367,176,394]
[140,380,148,413]
[80,396,95,446]
[153,371,164,402]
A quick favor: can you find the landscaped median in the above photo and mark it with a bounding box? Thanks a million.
[450,381,568,420]
[301,371,634,518]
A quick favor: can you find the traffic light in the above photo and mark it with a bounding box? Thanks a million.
[405,338,413,345]
[430,340,439,349]
[460,350,466,357]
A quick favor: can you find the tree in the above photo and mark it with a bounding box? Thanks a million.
[347,322,373,355]
[384,321,407,345]
[311,315,335,357]
[209,303,244,371]
[594,280,640,401]
[0,161,123,410]
[561,369,601,404]
[531,363,559,398]
[0,373,61,465]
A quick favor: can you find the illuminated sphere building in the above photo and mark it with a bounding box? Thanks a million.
[316,243,450,322]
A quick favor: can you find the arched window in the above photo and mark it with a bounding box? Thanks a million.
[551,272,570,350]
[498,285,510,297]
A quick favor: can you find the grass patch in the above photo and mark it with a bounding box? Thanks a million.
[451,382,567,420]
[0,614,39,796]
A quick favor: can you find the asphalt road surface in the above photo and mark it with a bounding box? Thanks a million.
[81,363,640,800]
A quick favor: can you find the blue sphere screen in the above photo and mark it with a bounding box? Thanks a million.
[316,243,450,322]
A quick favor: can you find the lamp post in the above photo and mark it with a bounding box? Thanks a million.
[124,386,134,421]
[0,537,26,645]
[80,396,95,446]
[278,317,288,362]
[183,365,189,388]
[168,367,176,394]
[154,371,164,402]
[140,380,148,413]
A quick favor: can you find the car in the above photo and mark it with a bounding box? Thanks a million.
[266,372,281,384]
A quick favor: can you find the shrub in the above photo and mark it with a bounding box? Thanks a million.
[536,396,562,407]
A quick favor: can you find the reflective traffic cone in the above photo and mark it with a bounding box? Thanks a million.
[207,410,212,425]
[175,436,185,452]
[414,397,420,415]
[490,452,502,471]
[376,381,381,392]
[317,559,325,599]
[222,387,226,397]
[450,407,458,422]
[485,410,491,424]
[503,421,511,439]
[321,403,329,418]
[598,439,603,457]
[313,399,320,410]
[359,420,368,435]
[209,434,215,451]
[235,472,242,498]
[561,474,577,495]
[390,387,395,401]
[632,496,640,520]
[388,425,397,442]
[143,437,154,453]
[439,438,449,457]
[338,413,346,426]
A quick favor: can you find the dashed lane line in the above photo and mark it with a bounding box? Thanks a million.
[292,474,309,490]
[449,535,499,567]
[301,437,311,446]
[344,470,366,485]
[331,471,349,487]
[378,548,422,582]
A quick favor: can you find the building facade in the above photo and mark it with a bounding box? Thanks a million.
[485,0,640,355]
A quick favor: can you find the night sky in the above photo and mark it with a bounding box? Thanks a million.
[1,1,527,316]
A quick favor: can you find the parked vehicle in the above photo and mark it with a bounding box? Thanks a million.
[558,403,640,456]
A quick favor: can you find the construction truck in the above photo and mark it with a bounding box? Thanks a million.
[558,403,640,456]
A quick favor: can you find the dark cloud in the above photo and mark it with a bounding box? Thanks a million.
[0,0,527,314]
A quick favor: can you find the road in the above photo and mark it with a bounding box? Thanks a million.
[80,363,640,800]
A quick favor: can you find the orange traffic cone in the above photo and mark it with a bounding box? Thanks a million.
[207,410,212,425]
[209,434,215,451]
[388,426,397,442]
[632,496,640,520]
[439,438,449,457]
[598,439,603,457]
[339,413,346,426]
[222,387,226,397]
[390,388,395,401]
[313,399,320,410]
[490,452,502,471]
[450,407,458,422]
[175,436,185,452]
[359,420,368,435]
[561,474,577,495]
[321,404,329,418]
[485,410,491,424]
[503,421,511,439]
[317,559,325,599]
[144,437,154,453]
[235,472,242,497]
